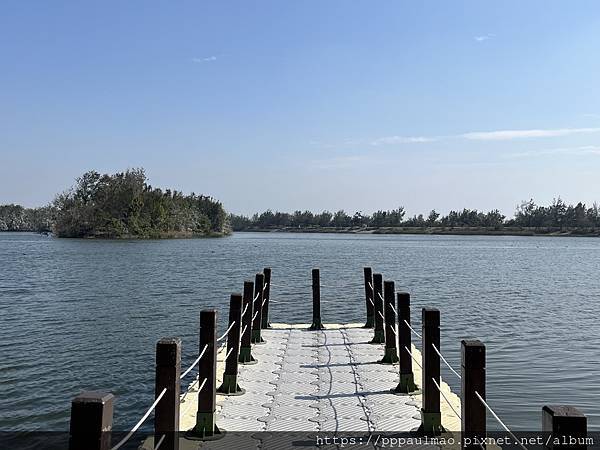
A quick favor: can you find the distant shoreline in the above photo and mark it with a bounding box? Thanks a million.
[234,226,600,237]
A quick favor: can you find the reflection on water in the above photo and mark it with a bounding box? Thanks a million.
[1,231,599,430]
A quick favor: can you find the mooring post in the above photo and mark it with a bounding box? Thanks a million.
[380,280,399,364]
[239,281,257,364]
[394,292,418,393]
[370,273,385,343]
[251,273,266,343]
[363,267,374,328]
[217,294,244,395]
[261,267,272,329]
[542,406,587,450]
[420,307,442,435]
[68,391,114,450]
[190,309,222,439]
[155,337,181,450]
[310,268,324,330]
[461,340,486,450]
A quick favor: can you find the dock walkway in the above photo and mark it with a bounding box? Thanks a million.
[178,324,460,443]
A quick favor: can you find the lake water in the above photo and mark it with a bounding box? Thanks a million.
[1,231,599,432]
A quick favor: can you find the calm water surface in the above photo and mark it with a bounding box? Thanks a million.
[1,232,599,431]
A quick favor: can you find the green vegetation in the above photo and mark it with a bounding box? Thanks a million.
[230,199,600,236]
[0,169,229,238]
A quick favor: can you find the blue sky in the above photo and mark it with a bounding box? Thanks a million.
[2,1,600,216]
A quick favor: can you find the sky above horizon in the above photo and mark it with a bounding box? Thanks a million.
[2,1,600,217]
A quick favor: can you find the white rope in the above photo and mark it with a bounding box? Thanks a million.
[110,388,167,450]
[404,346,422,369]
[263,282,268,291]
[180,378,207,418]
[378,311,385,320]
[262,297,267,307]
[217,321,236,342]
[241,303,249,317]
[432,378,461,420]
[224,347,234,360]
[252,310,259,322]
[154,434,165,450]
[180,344,209,380]
[431,343,461,380]
[389,324,397,336]
[217,341,227,354]
[404,320,422,339]
[241,324,248,337]
[389,303,398,316]
[368,281,373,290]
[253,292,260,302]
[475,391,528,450]
[368,296,374,306]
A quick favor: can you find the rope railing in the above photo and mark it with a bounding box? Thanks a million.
[241,303,249,317]
[253,292,260,303]
[432,378,461,420]
[241,324,248,337]
[404,319,422,339]
[404,346,422,369]
[216,321,236,342]
[389,324,397,336]
[475,391,528,450]
[110,388,167,450]
[153,434,165,450]
[217,341,227,355]
[252,310,259,322]
[180,344,209,380]
[378,311,385,321]
[224,347,234,360]
[431,343,461,380]
[180,378,208,418]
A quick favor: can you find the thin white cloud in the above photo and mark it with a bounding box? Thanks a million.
[191,56,217,63]
[371,136,436,146]
[506,145,600,158]
[474,33,495,42]
[310,155,366,170]
[462,127,600,141]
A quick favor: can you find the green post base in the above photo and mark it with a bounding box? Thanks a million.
[238,346,257,364]
[309,319,324,330]
[217,374,245,396]
[251,329,265,344]
[186,412,225,441]
[418,409,444,436]
[379,347,399,364]
[363,315,375,328]
[370,329,385,344]
[261,316,272,329]
[393,373,419,393]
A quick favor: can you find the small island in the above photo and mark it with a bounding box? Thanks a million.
[0,169,229,238]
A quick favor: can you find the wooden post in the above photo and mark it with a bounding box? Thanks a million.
[420,307,442,435]
[370,273,385,343]
[542,406,587,450]
[217,294,244,395]
[394,292,418,393]
[69,391,114,450]
[379,280,398,364]
[461,340,486,450]
[261,267,272,329]
[239,281,257,364]
[309,268,324,330]
[251,273,266,343]
[363,267,374,328]
[189,310,223,439]
[155,337,181,450]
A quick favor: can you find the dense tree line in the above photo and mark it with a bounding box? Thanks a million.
[1,169,229,238]
[0,204,54,232]
[230,199,600,232]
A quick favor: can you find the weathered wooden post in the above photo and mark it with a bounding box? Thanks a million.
[461,340,486,450]
[69,391,114,450]
[217,294,244,395]
[251,273,266,343]
[370,273,385,344]
[239,281,257,364]
[363,267,374,328]
[190,310,223,439]
[155,337,181,450]
[420,307,442,435]
[261,267,272,329]
[310,268,325,330]
[380,280,399,364]
[542,406,587,450]
[394,292,418,393]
